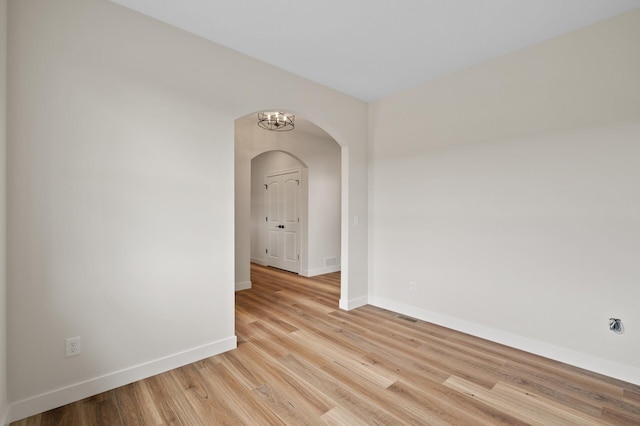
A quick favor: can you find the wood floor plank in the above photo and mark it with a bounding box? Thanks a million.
[491,381,605,425]
[318,406,370,426]
[223,340,335,416]
[291,329,398,388]
[494,366,606,418]
[142,373,189,425]
[600,406,640,426]
[624,388,640,405]
[445,375,603,426]
[76,391,123,426]
[114,381,164,425]
[13,263,640,425]
[278,353,406,425]
[387,378,529,426]
[199,361,284,425]
[168,364,237,425]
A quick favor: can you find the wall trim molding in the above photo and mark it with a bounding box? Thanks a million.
[9,336,237,423]
[300,265,341,277]
[369,296,640,386]
[1,403,9,426]
[339,295,368,311]
[235,281,252,291]
[250,258,266,267]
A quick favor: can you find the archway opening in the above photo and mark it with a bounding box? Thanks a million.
[234,112,343,304]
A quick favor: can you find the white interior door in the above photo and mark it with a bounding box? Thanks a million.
[265,170,300,273]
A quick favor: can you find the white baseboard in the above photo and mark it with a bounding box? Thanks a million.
[300,265,341,277]
[250,258,266,266]
[339,295,368,311]
[369,296,640,386]
[235,281,252,291]
[1,403,8,426]
[9,336,237,423]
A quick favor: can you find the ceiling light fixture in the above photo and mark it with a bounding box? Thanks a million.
[258,112,295,132]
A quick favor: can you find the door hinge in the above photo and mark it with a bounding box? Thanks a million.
[266,249,268,254]
[298,217,300,222]
[296,179,300,186]
[264,184,268,189]
[297,254,300,260]
[266,216,268,222]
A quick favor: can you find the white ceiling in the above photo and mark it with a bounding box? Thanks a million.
[110,0,640,102]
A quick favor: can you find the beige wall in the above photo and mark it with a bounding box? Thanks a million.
[6,0,367,420]
[0,0,7,423]
[369,9,640,383]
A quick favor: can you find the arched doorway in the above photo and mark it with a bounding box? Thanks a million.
[234,112,342,301]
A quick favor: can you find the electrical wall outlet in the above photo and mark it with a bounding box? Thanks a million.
[609,318,623,334]
[65,336,82,357]
[409,281,417,293]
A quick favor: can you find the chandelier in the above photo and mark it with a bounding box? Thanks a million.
[257,112,295,132]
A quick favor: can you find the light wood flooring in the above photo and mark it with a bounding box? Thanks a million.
[13,264,640,425]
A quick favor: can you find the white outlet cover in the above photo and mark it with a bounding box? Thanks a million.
[65,336,82,357]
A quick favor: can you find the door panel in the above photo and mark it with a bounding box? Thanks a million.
[283,175,298,223]
[267,229,280,261]
[284,231,297,262]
